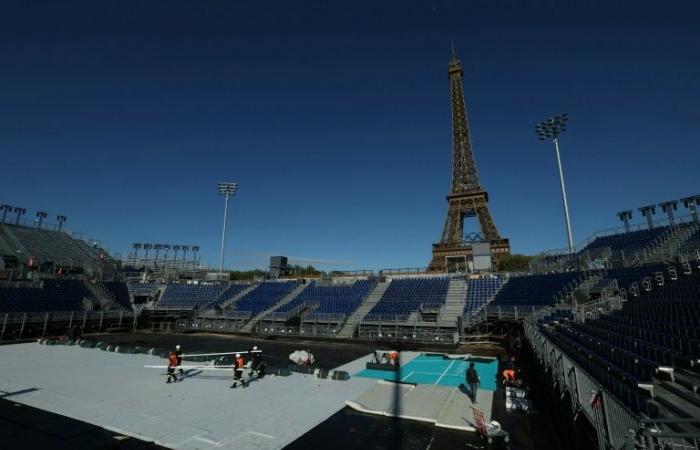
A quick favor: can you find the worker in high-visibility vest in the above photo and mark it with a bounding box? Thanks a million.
[231,353,247,388]
[166,352,179,384]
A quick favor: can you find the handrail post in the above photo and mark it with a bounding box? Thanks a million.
[42,312,49,337]
[0,313,7,341]
[19,313,27,339]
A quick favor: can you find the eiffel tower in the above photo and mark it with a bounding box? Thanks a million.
[429,49,510,271]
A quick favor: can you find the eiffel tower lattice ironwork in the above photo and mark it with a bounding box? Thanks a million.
[429,50,510,271]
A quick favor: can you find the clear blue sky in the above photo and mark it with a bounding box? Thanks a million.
[1,1,698,271]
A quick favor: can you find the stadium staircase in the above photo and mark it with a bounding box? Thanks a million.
[437,278,467,328]
[644,222,700,262]
[0,224,29,257]
[219,284,258,310]
[240,282,309,333]
[83,281,114,310]
[570,272,604,306]
[336,280,390,338]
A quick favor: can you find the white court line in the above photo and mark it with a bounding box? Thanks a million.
[246,431,276,439]
[192,436,223,447]
[401,370,415,381]
[435,360,456,385]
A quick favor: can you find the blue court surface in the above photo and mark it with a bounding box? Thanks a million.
[355,354,498,391]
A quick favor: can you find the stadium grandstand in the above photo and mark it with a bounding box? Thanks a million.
[2,195,699,449]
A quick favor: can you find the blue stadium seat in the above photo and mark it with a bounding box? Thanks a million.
[156,283,227,310]
[0,279,94,312]
[367,277,449,320]
[463,276,503,317]
[273,279,377,319]
[232,281,300,315]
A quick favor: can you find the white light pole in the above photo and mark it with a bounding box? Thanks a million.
[536,113,575,254]
[217,182,238,278]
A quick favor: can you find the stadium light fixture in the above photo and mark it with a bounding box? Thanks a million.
[143,243,152,260]
[680,195,700,223]
[638,205,656,230]
[617,210,633,233]
[181,245,189,261]
[535,113,574,254]
[56,214,67,231]
[13,207,26,226]
[217,182,238,277]
[0,204,12,224]
[192,246,200,266]
[659,201,678,227]
[35,211,48,229]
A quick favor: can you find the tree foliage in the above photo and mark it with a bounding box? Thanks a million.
[496,254,533,272]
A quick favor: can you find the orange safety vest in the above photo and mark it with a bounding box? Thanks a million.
[235,356,245,369]
[168,353,178,367]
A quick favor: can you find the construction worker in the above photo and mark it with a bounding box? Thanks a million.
[502,369,516,385]
[249,346,265,378]
[231,353,247,388]
[166,351,179,384]
[175,345,184,376]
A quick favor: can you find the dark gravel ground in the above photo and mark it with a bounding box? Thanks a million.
[85,331,384,370]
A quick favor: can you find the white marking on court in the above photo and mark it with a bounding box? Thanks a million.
[435,360,456,385]
[401,370,415,381]
[193,436,223,446]
[246,431,276,439]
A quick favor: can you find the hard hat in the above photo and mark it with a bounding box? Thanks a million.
[253,346,258,351]
[175,345,181,350]
[235,353,241,357]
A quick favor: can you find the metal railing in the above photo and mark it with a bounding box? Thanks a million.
[0,310,137,341]
[524,320,640,449]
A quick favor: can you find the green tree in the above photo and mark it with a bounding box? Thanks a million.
[496,254,533,272]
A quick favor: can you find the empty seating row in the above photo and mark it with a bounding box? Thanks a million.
[463,277,503,317]
[0,279,95,312]
[156,283,227,310]
[274,279,377,319]
[581,227,668,253]
[102,282,132,311]
[492,272,580,307]
[232,281,300,315]
[128,282,159,296]
[540,325,651,413]
[368,277,449,320]
[538,265,700,414]
[0,224,105,269]
[203,283,250,309]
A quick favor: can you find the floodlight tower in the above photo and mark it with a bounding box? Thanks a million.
[0,205,11,223]
[192,246,200,268]
[680,196,700,223]
[143,243,152,260]
[617,210,633,233]
[217,182,238,277]
[181,245,189,262]
[535,113,574,254]
[56,215,67,231]
[35,211,48,229]
[132,243,142,260]
[659,201,678,227]
[13,207,26,225]
[154,244,163,261]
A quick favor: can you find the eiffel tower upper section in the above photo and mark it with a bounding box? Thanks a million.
[448,50,481,195]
